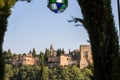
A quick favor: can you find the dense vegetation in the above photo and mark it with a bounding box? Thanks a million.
[76,0,120,80]
[0,0,16,80]
[2,49,93,80]
[4,64,93,80]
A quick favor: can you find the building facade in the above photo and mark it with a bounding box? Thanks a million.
[22,53,35,65]
[11,53,38,66]
[48,45,93,69]
[11,44,93,69]
[79,45,93,69]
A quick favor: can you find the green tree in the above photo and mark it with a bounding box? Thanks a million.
[49,65,93,80]
[32,48,37,57]
[12,53,17,57]
[39,51,49,80]
[0,0,16,79]
[20,71,27,80]
[41,66,49,80]
[3,49,12,64]
[2,51,8,61]
[61,48,65,54]
[39,51,45,80]
[19,66,26,80]
[81,65,94,80]
[12,67,19,80]
[4,64,13,80]
[75,0,119,80]
[60,66,70,80]
[7,49,12,59]
[69,65,83,80]
[44,48,50,65]
[49,67,58,80]
[39,51,44,66]
[57,48,62,56]
[18,65,41,80]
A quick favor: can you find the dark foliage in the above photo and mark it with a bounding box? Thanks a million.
[75,0,119,80]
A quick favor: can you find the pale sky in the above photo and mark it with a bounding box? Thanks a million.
[3,0,119,54]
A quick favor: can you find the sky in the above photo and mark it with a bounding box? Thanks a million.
[3,0,119,54]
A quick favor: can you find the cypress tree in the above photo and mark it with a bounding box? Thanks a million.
[76,0,119,80]
[39,51,45,80]
[0,0,16,79]
[32,48,37,57]
[44,48,50,64]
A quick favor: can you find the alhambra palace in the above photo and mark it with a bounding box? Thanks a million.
[12,45,93,69]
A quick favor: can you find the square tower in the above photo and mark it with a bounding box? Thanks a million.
[79,45,93,69]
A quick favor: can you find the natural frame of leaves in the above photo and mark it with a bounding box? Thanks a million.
[0,0,16,80]
[0,0,120,80]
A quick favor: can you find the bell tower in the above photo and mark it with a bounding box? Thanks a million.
[50,44,54,56]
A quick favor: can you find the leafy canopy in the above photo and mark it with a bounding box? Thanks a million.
[0,0,16,9]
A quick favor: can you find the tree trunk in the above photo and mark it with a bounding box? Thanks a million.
[77,0,119,80]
